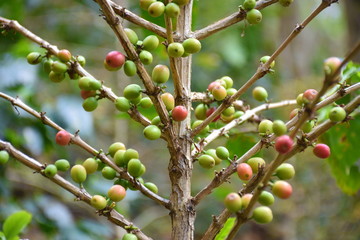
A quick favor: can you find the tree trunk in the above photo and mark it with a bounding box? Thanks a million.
[168,1,195,239]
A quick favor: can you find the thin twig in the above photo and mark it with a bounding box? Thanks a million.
[0,140,152,240]
[0,92,171,208]
[190,0,334,137]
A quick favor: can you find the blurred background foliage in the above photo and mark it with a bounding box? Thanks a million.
[0,0,360,239]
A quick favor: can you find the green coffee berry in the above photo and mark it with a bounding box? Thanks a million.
[167,42,185,58]
[243,0,256,10]
[216,146,229,160]
[43,59,53,73]
[82,97,98,112]
[205,149,222,165]
[258,191,275,206]
[143,125,161,140]
[127,159,143,177]
[144,182,158,194]
[165,3,180,18]
[275,163,295,180]
[102,166,117,180]
[148,1,165,17]
[246,9,262,25]
[140,0,156,10]
[115,97,131,112]
[78,77,92,90]
[194,104,208,120]
[124,84,142,100]
[198,154,215,169]
[108,142,126,157]
[44,164,57,178]
[83,158,99,174]
[70,164,87,183]
[55,159,70,171]
[221,76,233,89]
[122,233,138,240]
[328,106,346,122]
[139,50,153,65]
[182,38,201,54]
[124,28,138,45]
[252,86,268,101]
[139,97,153,108]
[49,71,65,83]
[258,119,273,135]
[260,56,275,69]
[51,61,68,74]
[114,150,126,167]
[123,149,139,166]
[124,60,137,76]
[272,120,287,136]
[152,65,170,84]
[222,106,235,117]
[27,52,42,65]
[302,120,314,133]
[247,157,265,173]
[90,195,107,210]
[77,55,86,66]
[252,206,273,224]
[191,120,209,134]
[143,35,160,51]
[0,150,9,165]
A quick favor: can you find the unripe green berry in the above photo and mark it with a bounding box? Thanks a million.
[114,150,126,167]
[258,191,275,206]
[226,88,237,96]
[224,193,242,212]
[173,0,189,5]
[198,154,215,169]
[247,157,265,173]
[78,77,92,90]
[194,104,208,120]
[124,28,138,45]
[27,52,42,65]
[252,86,268,101]
[82,97,98,112]
[328,106,346,122]
[123,149,139,166]
[205,149,222,165]
[222,106,235,117]
[252,206,273,224]
[302,120,314,133]
[258,119,273,135]
[124,60,137,76]
[0,150,9,165]
[43,59,53,73]
[143,125,161,140]
[130,94,143,105]
[122,233,138,240]
[83,158,99,174]
[221,76,234,89]
[90,195,107,210]
[115,97,131,112]
[143,35,160,51]
[49,71,65,83]
[152,64,170,84]
[241,194,253,209]
[233,111,244,118]
[102,166,117,180]
[140,0,156,10]
[243,0,256,11]
[148,1,165,17]
[272,120,287,136]
[167,42,185,58]
[260,56,275,68]
[108,142,126,157]
[246,9,262,25]
[296,93,305,106]
[275,163,295,180]
[139,50,153,65]
[151,116,161,125]
[165,2,180,18]
[144,182,158,194]
[124,84,142,100]
[192,120,209,134]
[51,61,68,74]
[216,146,229,160]
[88,78,101,91]
[55,159,70,171]
[127,159,143,177]
[71,165,87,183]
[44,164,57,178]
[182,38,201,54]
[139,97,153,108]
[76,55,86,66]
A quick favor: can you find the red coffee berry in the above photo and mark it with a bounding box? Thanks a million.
[272,180,292,199]
[206,107,221,122]
[172,106,188,121]
[80,90,96,100]
[105,51,126,68]
[55,130,71,146]
[58,49,72,62]
[313,143,330,158]
[237,163,253,181]
[274,135,293,154]
[303,89,318,103]
[108,185,126,202]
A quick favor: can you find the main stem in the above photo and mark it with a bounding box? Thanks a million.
[168,1,195,239]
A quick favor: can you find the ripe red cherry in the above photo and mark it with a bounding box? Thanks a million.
[108,185,127,202]
[313,143,330,158]
[303,89,318,103]
[105,51,126,68]
[80,90,96,99]
[55,130,71,146]
[272,180,292,199]
[206,107,221,122]
[237,163,253,181]
[274,135,293,154]
[172,106,188,121]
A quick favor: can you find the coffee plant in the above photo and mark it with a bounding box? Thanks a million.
[0,0,359,239]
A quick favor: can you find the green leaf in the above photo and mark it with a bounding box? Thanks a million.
[323,115,360,195]
[3,211,32,239]
[0,232,5,240]
[215,217,236,240]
